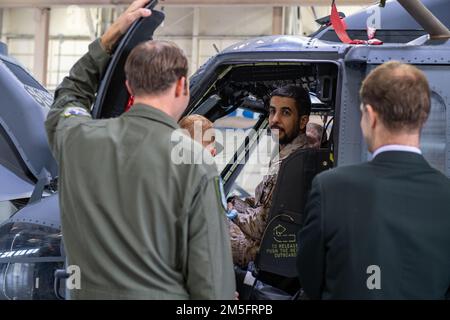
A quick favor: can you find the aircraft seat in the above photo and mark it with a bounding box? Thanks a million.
[238,148,331,299]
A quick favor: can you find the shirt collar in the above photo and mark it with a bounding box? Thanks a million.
[122,103,179,129]
[267,133,308,175]
[372,144,422,159]
[278,133,308,160]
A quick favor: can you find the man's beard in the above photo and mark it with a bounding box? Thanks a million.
[277,122,300,146]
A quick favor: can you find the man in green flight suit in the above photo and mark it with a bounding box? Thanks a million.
[45,0,235,300]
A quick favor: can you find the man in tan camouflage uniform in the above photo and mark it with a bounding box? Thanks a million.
[307,122,325,149]
[228,85,312,268]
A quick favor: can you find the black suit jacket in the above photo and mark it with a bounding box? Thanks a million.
[297,151,450,299]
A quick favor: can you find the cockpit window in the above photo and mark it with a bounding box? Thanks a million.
[212,107,271,197]
[214,107,265,174]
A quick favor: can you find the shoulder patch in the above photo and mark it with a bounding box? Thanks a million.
[62,107,91,118]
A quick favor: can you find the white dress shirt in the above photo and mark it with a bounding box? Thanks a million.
[372,144,422,159]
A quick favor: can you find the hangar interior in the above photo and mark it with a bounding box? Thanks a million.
[0,0,366,90]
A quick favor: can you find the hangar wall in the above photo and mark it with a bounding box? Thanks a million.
[0,4,363,90]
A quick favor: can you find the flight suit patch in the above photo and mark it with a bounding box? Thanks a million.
[62,107,91,118]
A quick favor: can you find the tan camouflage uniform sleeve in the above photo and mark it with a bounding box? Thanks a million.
[229,175,277,267]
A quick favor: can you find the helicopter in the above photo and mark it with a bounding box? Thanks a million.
[0,0,449,299]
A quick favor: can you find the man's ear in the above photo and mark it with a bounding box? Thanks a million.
[175,77,188,98]
[125,80,134,96]
[366,104,378,129]
[183,76,189,96]
[300,115,309,131]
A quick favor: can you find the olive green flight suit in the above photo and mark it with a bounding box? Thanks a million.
[45,39,235,300]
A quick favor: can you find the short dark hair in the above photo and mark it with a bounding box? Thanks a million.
[270,85,312,117]
[125,40,188,96]
[360,61,430,132]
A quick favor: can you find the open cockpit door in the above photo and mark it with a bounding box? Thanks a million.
[92,0,165,119]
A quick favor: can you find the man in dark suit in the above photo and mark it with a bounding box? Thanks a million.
[297,61,450,299]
